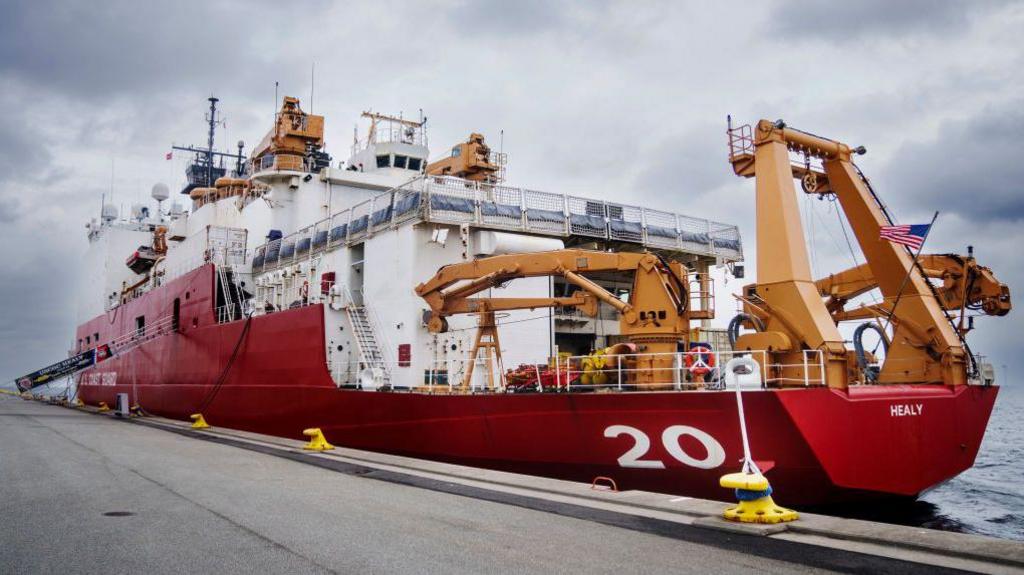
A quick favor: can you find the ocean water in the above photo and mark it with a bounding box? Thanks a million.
[919,384,1024,541]
[837,385,1024,541]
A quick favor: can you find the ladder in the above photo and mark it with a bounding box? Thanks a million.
[345,304,392,387]
[216,266,245,322]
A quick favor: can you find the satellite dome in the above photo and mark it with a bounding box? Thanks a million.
[151,182,170,202]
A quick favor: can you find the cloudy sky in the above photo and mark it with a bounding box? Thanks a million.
[1,0,1021,383]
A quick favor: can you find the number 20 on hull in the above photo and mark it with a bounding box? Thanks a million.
[604,425,726,470]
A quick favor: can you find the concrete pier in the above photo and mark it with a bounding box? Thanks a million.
[1,394,1022,574]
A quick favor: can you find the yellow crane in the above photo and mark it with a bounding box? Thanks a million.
[415,250,712,390]
[727,119,1011,388]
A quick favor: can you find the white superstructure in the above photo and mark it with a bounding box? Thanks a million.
[80,97,743,390]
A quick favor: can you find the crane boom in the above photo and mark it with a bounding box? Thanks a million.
[728,118,1012,387]
[415,249,709,388]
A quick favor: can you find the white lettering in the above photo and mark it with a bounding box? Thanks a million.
[604,425,726,470]
[604,425,665,469]
[661,425,726,469]
[890,403,923,417]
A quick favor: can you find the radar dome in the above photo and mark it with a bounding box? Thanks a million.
[151,182,170,202]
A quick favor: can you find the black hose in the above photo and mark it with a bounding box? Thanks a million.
[727,313,765,347]
[654,253,688,315]
[854,322,889,383]
[195,312,254,414]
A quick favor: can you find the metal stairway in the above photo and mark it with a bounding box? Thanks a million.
[345,304,392,387]
[216,266,246,322]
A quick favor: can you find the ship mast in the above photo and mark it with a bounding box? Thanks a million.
[205,97,219,187]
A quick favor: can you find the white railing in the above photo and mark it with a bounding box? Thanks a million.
[324,348,828,392]
[95,313,178,357]
[251,175,744,275]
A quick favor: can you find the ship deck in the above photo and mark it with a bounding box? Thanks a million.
[3,393,1020,574]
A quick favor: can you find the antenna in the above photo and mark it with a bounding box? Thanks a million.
[274,81,279,116]
[310,62,315,114]
[205,96,219,186]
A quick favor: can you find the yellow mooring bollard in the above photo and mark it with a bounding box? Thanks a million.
[190,413,210,429]
[72,398,85,407]
[302,428,334,451]
[720,471,797,524]
[97,401,110,412]
[719,357,797,525]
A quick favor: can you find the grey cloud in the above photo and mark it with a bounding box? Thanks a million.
[0,0,289,99]
[883,101,1024,222]
[448,0,573,36]
[0,99,53,186]
[769,0,1003,41]
[0,199,19,222]
[631,122,742,215]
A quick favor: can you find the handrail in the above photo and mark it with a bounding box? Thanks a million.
[250,174,743,275]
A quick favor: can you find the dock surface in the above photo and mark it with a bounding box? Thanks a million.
[1,395,1021,574]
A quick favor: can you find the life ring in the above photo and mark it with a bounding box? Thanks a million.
[685,344,715,376]
[299,280,309,300]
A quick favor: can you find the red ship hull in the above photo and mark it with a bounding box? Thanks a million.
[76,266,998,507]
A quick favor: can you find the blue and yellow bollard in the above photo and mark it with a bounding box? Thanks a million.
[719,357,798,524]
[97,401,110,412]
[190,413,210,429]
[719,470,797,524]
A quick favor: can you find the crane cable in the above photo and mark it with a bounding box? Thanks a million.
[852,163,977,377]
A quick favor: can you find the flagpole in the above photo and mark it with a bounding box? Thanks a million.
[881,211,939,338]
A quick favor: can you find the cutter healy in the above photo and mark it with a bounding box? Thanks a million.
[19,98,1012,507]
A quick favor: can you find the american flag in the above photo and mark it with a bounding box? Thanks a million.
[879,223,930,250]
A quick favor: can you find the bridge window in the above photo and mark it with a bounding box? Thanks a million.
[94,332,99,343]
[393,155,408,169]
[451,147,461,158]
[408,157,422,171]
[376,155,390,168]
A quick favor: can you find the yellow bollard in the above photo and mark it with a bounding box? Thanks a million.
[302,428,334,451]
[72,398,85,407]
[719,471,798,524]
[190,413,210,429]
[130,404,143,417]
[97,401,110,412]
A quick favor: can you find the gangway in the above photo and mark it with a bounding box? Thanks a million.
[13,314,177,392]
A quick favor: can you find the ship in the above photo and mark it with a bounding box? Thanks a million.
[16,98,1012,507]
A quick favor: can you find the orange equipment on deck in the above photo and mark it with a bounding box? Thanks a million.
[250,96,325,174]
[415,249,712,389]
[727,118,1011,389]
[426,133,505,183]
